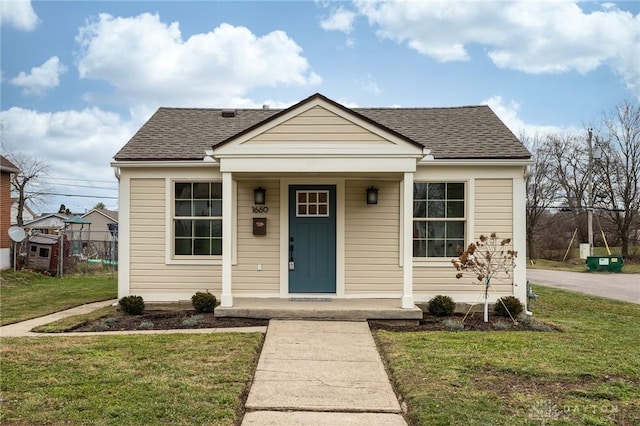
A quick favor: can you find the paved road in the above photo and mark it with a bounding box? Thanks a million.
[527,269,639,304]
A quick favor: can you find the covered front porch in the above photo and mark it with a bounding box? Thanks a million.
[214,297,423,323]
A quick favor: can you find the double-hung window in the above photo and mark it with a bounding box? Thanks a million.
[413,182,465,258]
[174,182,222,256]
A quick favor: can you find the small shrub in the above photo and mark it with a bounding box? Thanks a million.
[182,314,204,328]
[119,295,145,315]
[137,321,154,330]
[494,296,523,318]
[493,321,511,330]
[103,317,118,325]
[89,322,109,332]
[442,319,464,331]
[192,291,217,313]
[428,295,456,317]
[531,323,553,332]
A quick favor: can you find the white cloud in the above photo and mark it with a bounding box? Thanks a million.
[0,0,39,31]
[320,6,357,33]
[75,13,321,109]
[482,95,579,137]
[10,56,67,95]
[0,106,134,211]
[354,0,640,99]
[357,74,381,95]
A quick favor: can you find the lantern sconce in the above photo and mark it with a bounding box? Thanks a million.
[366,186,379,205]
[253,187,266,205]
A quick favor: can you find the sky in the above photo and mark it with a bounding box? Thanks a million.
[1,0,639,216]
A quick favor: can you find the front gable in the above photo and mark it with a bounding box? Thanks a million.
[212,94,425,173]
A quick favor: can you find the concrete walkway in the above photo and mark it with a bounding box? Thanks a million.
[0,300,266,337]
[242,320,407,426]
[527,269,640,304]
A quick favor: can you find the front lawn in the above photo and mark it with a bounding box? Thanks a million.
[375,286,640,425]
[0,333,263,425]
[0,270,117,326]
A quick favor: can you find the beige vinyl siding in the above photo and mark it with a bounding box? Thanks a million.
[345,180,402,294]
[413,178,515,297]
[474,178,514,293]
[248,106,389,144]
[129,178,221,298]
[233,180,280,294]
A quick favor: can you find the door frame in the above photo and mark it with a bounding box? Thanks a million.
[279,178,345,297]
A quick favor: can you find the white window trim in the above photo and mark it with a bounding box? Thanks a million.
[165,178,225,265]
[413,180,470,266]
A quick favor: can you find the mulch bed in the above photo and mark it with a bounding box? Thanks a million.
[72,310,268,332]
[370,312,561,332]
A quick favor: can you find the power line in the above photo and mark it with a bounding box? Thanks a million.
[47,177,117,184]
[26,191,118,199]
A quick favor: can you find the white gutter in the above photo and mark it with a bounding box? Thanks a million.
[418,158,533,166]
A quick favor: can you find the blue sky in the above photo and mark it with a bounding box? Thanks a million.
[1,0,639,214]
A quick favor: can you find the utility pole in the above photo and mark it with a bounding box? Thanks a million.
[587,129,594,256]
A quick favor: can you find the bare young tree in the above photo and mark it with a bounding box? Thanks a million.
[523,132,559,259]
[547,132,590,243]
[593,100,640,258]
[6,153,50,226]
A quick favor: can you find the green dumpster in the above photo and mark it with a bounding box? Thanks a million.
[586,256,623,272]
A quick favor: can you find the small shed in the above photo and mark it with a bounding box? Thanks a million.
[27,233,70,272]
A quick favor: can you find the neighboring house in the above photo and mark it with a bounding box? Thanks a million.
[23,213,70,235]
[1,156,19,269]
[10,198,36,225]
[67,208,119,258]
[112,93,531,308]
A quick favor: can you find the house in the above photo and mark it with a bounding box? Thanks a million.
[1,156,20,269]
[112,93,531,311]
[26,233,70,272]
[66,208,118,258]
[23,213,70,235]
[10,198,36,225]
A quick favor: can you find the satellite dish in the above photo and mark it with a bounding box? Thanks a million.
[8,226,27,242]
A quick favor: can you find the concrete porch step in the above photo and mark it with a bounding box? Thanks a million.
[214,297,423,322]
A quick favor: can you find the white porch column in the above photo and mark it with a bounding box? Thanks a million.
[401,172,415,308]
[221,172,233,307]
[512,173,528,310]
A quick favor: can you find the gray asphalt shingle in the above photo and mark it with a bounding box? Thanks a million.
[114,95,530,161]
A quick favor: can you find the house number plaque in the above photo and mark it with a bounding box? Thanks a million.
[252,206,269,213]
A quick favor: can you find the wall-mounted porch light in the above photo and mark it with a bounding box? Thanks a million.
[253,187,266,205]
[366,186,379,205]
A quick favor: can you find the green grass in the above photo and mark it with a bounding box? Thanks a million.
[375,286,640,425]
[0,333,263,425]
[0,270,117,326]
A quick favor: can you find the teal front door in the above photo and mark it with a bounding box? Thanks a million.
[288,185,336,293]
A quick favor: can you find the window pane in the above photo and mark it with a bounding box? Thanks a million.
[193,183,210,199]
[298,205,307,215]
[413,239,426,257]
[413,221,426,239]
[413,201,426,218]
[175,183,191,199]
[447,221,465,238]
[447,240,465,257]
[319,192,327,203]
[309,204,317,215]
[427,201,445,218]
[211,200,222,216]
[319,204,327,215]
[298,192,307,203]
[194,220,211,237]
[194,239,211,255]
[211,239,222,255]
[211,220,222,237]
[175,201,191,216]
[309,192,317,203]
[447,201,464,218]
[428,221,445,238]
[211,183,222,199]
[175,239,192,255]
[428,183,445,200]
[175,220,192,237]
[447,183,464,200]
[193,200,209,216]
[413,183,427,200]
[427,240,445,257]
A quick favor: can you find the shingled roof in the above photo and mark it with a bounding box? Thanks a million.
[114,94,530,161]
